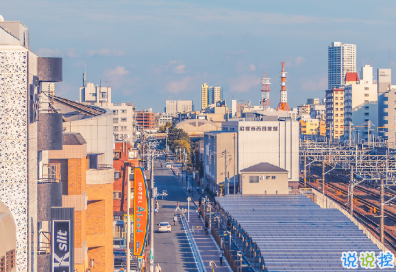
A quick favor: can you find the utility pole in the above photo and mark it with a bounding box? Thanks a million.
[322,159,325,207]
[380,177,384,244]
[127,166,131,272]
[225,149,228,195]
[304,151,307,187]
[350,166,354,215]
[234,134,236,194]
[150,151,155,272]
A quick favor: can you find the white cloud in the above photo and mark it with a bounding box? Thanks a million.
[286,56,305,67]
[173,64,186,74]
[87,48,125,57]
[301,77,327,92]
[103,66,130,88]
[249,64,256,71]
[228,74,261,93]
[165,76,193,94]
[66,48,77,58]
[36,48,63,57]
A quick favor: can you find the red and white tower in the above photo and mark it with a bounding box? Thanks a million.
[276,61,291,111]
[261,72,271,110]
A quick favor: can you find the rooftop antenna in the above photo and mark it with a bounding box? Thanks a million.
[83,64,87,87]
[389,48,391,69]
[276,61,291,111]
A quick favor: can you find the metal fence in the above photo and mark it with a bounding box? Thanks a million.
[181,215,205,272]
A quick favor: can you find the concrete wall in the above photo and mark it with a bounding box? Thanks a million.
[241,171,288,195]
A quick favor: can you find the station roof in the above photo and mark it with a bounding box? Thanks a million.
[216,195,384,271]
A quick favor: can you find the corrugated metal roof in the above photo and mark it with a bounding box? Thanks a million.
[241,162,287,173]
[63,133,86,145]
[216,195,386,271]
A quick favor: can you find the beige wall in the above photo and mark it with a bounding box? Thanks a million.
[241,171,288,195]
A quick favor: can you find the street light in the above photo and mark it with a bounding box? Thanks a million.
[237,251,243,272]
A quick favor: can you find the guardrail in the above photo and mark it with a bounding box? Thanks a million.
[180,215,205,272]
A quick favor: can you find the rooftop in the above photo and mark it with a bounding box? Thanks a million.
[241,162,288,173]
[63,133,87,145]
[346,72,359,82]
[217,195,383,271]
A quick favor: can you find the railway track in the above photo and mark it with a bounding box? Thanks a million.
[300,180,396,252]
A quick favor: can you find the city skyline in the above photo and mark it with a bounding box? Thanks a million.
[2,0,396,112]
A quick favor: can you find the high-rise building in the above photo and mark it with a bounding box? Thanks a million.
[201,83,222,110]
[325,88,345,139]
[136,110,156,130]
[328,42,356,89]
[344,65,378,143]
[377,68,396,147]
[201,83,209,110]
[165,100,193,115]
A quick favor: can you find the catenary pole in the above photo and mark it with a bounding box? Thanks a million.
[150,151,155,272]
[127,166,131,272]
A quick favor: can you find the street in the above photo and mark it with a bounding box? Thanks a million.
[153,156,198,272]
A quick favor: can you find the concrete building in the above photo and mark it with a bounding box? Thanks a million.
[307,98,320,105]
[136,110,155,131]
[158,113,173,126]
[377,68,396,147]
[211,86,223,105]
[297,104,310,116]
[328,42,356,89]
[201,83,209,110]
[204,117,299,194]
[165,100,193,115]
[176,119,220,137]
[0,17,64,272]
[344,65,378,142]
[240,163,289,195]
[310,104,326,120]
[325,88,345,139]
[79,82,135,142]
[299,118,323,136]
[51,96,115,272]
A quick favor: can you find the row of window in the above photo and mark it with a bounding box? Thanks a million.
[113,109,128,115]
[114,126,128,132]
[240,126,278,132]
[113,118,128,123]
[249,175,276,183]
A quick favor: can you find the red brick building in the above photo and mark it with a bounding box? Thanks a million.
[113,141,139,220]
[136,111,155,130]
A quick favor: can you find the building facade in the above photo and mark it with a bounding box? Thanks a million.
[325,88,345,139]
[328,42,356,89]
[165,100,193,115]
[201,83,209,110]
[377,68,396,147]
[344,65,378,142]
[136,110,155,130]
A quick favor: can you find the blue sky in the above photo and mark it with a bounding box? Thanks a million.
[3,0,396,111]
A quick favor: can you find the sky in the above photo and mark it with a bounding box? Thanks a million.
[2,0,396,112]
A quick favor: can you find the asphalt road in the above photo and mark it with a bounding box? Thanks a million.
[153,156,198,272]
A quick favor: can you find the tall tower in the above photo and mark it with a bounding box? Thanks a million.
[201,83,209,110]
[261,72,271,110]
[328,42,356,89]
[276,62,291,111]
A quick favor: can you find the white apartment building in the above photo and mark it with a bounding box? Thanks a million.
[310,104,326,119]
[344,65,378,142]
[79,82,135,141]
[212,87,223,105]
[325,88,345,139]
[165,100,193,115]
[377,68,396,147]
[328,42,356,89]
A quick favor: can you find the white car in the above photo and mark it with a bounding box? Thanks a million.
[166,162,172,169]
[157,222,171,232]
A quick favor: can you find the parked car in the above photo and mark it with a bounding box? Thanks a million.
[113,238,127,250]
[157,222,171,232]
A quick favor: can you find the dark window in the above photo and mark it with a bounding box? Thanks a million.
[240,126,245,131]
[251,127,255,131]
[113,191,121,199]
[114,171,121,179]
[273,127,278,131]
[88,154,98,169]
[266,176,270,180]
[268,127,272,131]
[245,127,250,131]
[272,176,276,179]
[256,127,261,131]
[262,127,267,131]
[113,152,121,160]
[249,176,259,183]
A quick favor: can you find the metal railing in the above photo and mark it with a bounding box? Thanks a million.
[181,215,205,272]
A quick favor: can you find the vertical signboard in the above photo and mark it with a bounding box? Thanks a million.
[52,220,71,272]
[133,167,149,256]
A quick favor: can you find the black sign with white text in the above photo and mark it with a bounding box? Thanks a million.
[52,220,71,272]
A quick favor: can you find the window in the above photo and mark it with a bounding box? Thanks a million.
[245,127,250,131]
[114,126,119,131]
[364,87,369,90]
[364,93,369,97]
[273,127,278,131]
[266,176,270,180]
[251,127,255,131]
[113,191,121,199]
[364,112,369,116]
[262,127,267,131]
[113,152,121,160]
[364,100,369,104]
[249,176,259,183]
[240,126,245,131]
[272,176,276,179]
[121,118,127,122]
[256,127,261,131]
[101,92,106,99]
[268,127,272,131]
[113,118,119,123]
[113,110,118,115]
[121,109,127,114]
[114,171,121,179]
[88,154,98,169]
